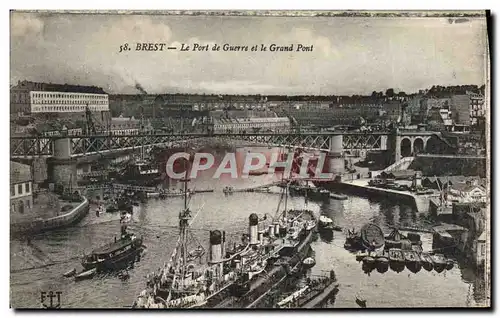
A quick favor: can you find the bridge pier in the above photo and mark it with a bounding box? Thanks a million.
[324,135,344,177]
[47,138,77,191]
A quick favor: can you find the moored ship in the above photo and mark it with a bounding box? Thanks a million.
[81,213,144,271]
[133,177,318,309]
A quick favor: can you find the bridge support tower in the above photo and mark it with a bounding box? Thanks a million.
[47,138,77,192]
[324,135,344,179]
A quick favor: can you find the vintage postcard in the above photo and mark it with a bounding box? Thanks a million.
[9,10,490,309]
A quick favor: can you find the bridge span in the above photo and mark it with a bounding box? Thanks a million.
[11,131,390,159]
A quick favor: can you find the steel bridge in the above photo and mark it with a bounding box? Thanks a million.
[10,132,389,158]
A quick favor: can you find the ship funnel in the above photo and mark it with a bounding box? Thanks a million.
[234,259,241,270]
[274,222,280,236]
[209,230,222,264]
[222,231,226,258]
[249,213,259,245]
[268,224,275,237]
[258,230,264,243]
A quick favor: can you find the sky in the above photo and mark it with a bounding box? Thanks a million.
[10,12,489,95]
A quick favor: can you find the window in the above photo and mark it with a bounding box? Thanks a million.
[25,183,30,193]
[10,185,15,196]
[18,184,22,195]
[26,200,30,210]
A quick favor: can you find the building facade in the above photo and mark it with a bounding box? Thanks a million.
[10,80,108,115]
[30,91,109,113]
[468,92,485,126]
[213,117,290,133]
[10,161,33,216]
[450,92,484,126]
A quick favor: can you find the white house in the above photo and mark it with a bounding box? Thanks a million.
[448,181,487,203]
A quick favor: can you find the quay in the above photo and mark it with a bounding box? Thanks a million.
[11,196,89,235]
[337,178,439,213]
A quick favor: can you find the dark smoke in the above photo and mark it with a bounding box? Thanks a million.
[135,82,148,95]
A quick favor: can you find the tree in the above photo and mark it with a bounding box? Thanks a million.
[385,88,395,97]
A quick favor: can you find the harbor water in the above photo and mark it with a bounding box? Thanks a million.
[10,151,485,308]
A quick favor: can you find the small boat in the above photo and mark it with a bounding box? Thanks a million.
[403,250,421,264]
[388,248,405,263]
[388,248,405,273]
[223,186,234,194]
[118,270,130,280]
[253,187,271,193]
[330,193,348,200]
[303,257,316,268]
[375,252,389,273]
[419,253,434,271]
[146,192,160,198]
[307,188,330,200]
[429,253,447,273]
[319,216,335,231]
[363,255,375,265]
[63,268,76,277]
[249,170,267,176]
[360,223,385,250]
[403,250,421,273]
[356,251,368,262]
[192,189,214,193]
[75,268,97,281]
[446,259,455,270]
[355,296,367,308]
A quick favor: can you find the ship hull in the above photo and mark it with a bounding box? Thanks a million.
[213,227,315,308]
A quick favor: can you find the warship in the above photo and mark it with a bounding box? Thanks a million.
[133,176,317,309]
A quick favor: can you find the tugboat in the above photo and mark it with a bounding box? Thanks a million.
[81,214,144,271]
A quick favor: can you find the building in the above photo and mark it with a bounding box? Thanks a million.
[468,92,485,126]
[212,117,290,133]
[10,161,33,216]
[109,116,153,135]
[422,175,483,190]
[476,231,486,268]
[450,92,485,126]
[283,108,379,127]
[447,180,487,203]
[10,80,108,115]
[29,91,109,113]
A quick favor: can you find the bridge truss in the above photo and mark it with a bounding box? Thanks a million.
[11,132,387,158]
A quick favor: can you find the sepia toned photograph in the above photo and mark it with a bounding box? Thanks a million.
[9,10,490,309]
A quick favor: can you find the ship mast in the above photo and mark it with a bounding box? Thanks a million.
[178,153,191,286]
[140,106,145,161]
